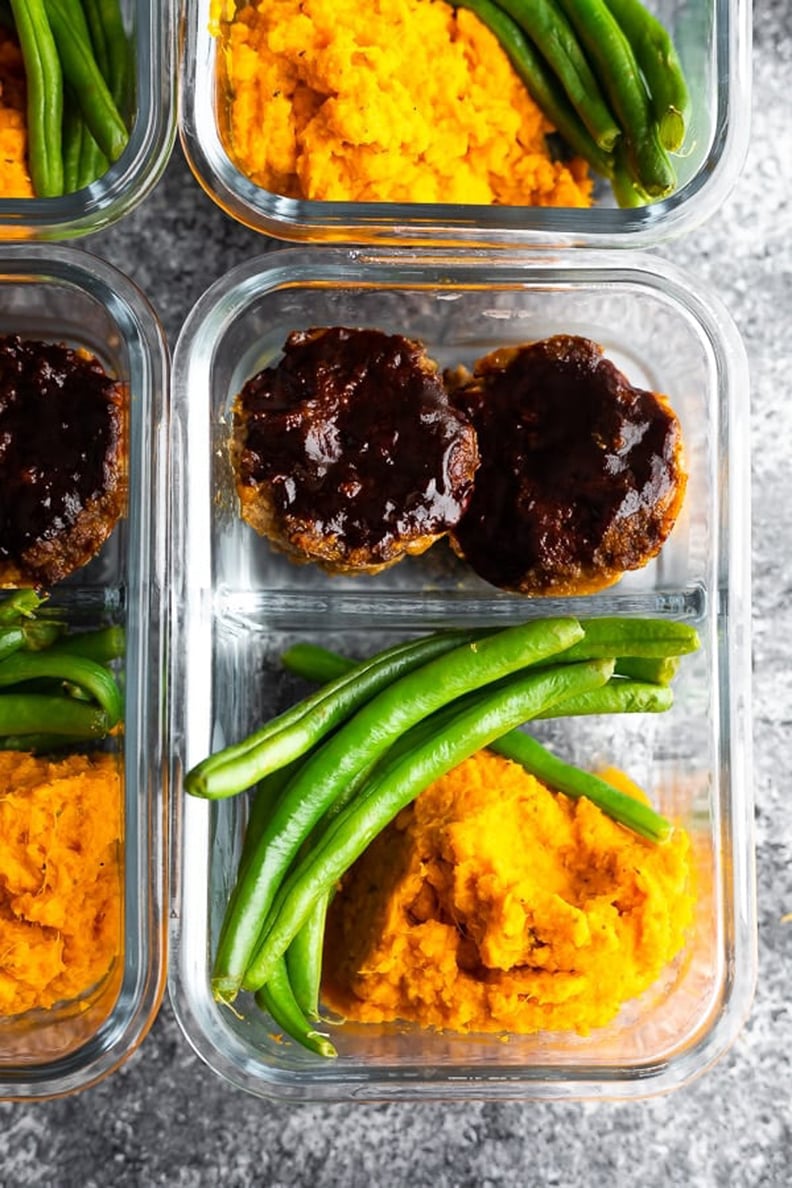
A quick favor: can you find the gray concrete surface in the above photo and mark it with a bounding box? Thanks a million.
[1,0,790,1182]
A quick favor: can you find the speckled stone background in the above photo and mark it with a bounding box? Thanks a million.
[1,0,791,1183]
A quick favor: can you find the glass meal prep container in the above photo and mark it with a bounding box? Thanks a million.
[168,246,755,1102]
[0,0,175,241]
[0,245,169,1100]
[179,0,751,247]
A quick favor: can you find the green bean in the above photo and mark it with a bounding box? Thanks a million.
[49,624,125,663]
[280,651,483,816]
[80,0,129,187]
[254,959,337,1059]
[0,590,45,622]
[0,650,122,725]
[280,642,350,684]
[240,756,332,1021]
[242,657,612,990]
[276,641,677,745]
[208,635,479,776]
[396,668,672,724]
[0,693,109,738]
[10,0,64,197]
[281,645,353,683]
[187,630,485,800]
[0,628,25,663]
[0,600,62,653]
[288,639,684,691]
[493,0,620,151]
[86,0,129,113]
[100,0,129,90]
[62,94,84,193]
[212,618,583,1000]
[220,747,380,1010]
[285,891,330,1021]
[297,675,670,842]
[242,764,334,1040]
[533,678,672,717]
[59,0,91,41]
[284,619,698,686]
[80,0,109,78]
[20,620,65,651]
[558,617,699,661]
[615,655,680,686]
[611,144,652,207]
[604,0,690,152]
[279,629,685,730]
[555,0,675,196]
[43,0,128,162]
[76,127,108,189]
[449,0,614,177]
[237,762,301,884]
[489,729,671,842]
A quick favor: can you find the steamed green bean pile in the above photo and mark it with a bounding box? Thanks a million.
[449,0,690,205]
[0,589,124,750]
[1,0,131,196]
[185,615,700,1058]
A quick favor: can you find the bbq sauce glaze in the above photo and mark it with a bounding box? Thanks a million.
[0,335,124,567]
[449,335,686,594]
[235,327,478,560]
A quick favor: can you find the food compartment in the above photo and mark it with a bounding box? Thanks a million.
[0,0,175,240]
[180,0,750,245]
[169,249,754,1100]
[0,245,168,1100]
[173,248,717,607]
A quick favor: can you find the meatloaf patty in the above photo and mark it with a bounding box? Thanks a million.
[0,335,127,587]
[231,326,479,574]
[447,335,687,595]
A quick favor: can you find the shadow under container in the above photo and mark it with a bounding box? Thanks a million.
[169,247,755,1102]
[0,245,169,1100]
[0,0,175,241]
[180,0,751,247]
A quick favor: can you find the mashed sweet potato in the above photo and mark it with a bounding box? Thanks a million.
[0,29,33,199]
[214,0,593,206]
[323,751,694,1035]
[0,751,122,1018]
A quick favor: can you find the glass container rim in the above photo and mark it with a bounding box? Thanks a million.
[167,245,756,1102]
[0,242,171,1101]
[0,0,176,242]
[178,0,752,248]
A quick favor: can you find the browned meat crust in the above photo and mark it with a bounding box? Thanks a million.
[448,335,687,595]
[0,336,127,587]
[232,326,479,574]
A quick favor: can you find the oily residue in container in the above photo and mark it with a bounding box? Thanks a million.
[214,0,593,206]
[0,751,122,1018]
[322,751,695,1036]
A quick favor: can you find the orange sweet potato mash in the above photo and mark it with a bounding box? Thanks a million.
[214,0,593,207]
[0,751,122,1018]
[323,751,694,1035]
[0,28,33,199]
